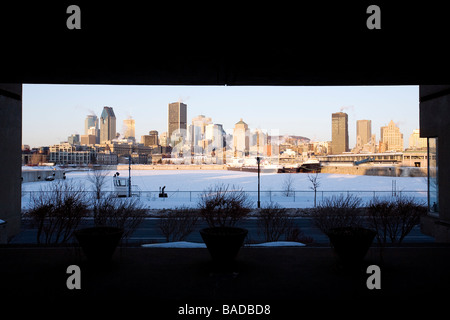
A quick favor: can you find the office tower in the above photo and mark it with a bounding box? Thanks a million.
[85,114,100,144]
[100,106,116,143]
[168,102,187,146]
[251,128,267,156]
[380,120,404,151]
[68,134,80,145]
[85,115,98,134]
[233,118,249,157]
[191,115,212,149]
[123,118,136,140]
[409,129,427,149]
[205,123,225,150]
[159,132,169,147]
[80,134,96,145]
[331,112,349,154]
[356,120,372,147]
[141,130,159,147]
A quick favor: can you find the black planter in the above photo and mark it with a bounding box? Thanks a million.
[200,227,248,263]
[74,226,123,264]
[327,227,376,267]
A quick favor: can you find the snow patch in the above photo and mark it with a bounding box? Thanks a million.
[142,241,206,248]
[247,241,305,247]
[141,241,306,248]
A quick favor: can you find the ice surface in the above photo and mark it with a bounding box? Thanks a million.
[21,169,428,210]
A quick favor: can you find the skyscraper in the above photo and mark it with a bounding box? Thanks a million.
[85,115,98,134]
[85,114,100,144]
[205,123,225,150]
[233,118,249,157]
[100,106,116,144]
[168,102,187,146]
[409,129,427,149]
[356,120,372,147]
[380,120,404,151]
[141,130,159,147]
[191,115,212,153]
[331,112,349,154]
[123,118,135,141]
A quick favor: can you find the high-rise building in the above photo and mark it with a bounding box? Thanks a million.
[100,106,116,144]
[205,123,225,150]
[141,130,159,147]
[159,131,169,147]
[168,102,187,146]
[123,118,135,141]
[68,134,80,145]
[233,118,249,157]
[380,120,404,151]
[80,134,96,145]
[356,120,372,147]
[409,129,427,149]
[85,115,98,133]
[331,112,349,154]
[191,115,212,150]
[85,114,100,144]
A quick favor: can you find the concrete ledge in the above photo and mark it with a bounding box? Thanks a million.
[421,215,450,242]
[2,246,450,302]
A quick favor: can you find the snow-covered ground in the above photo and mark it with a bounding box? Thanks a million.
[21,169,428,210]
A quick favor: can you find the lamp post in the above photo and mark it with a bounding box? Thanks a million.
[126,155,131,197]
[256,156,261,209]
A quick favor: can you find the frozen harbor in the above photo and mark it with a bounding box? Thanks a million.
[21,169,428,210]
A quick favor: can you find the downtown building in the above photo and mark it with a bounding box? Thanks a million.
[168,102,187,147]
[356,120,372,147]
[85,114,100,144]
[141,130,159,148]
[123,118,136,142]
[233,118,250,157]
[190,115,212,155]
[380,120,404,152]
[331,112,349,154]
[48,143,95,165]
[100,106,117,143]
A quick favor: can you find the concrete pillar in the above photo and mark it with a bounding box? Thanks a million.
[420,85,450,242]
[0,84,22,240]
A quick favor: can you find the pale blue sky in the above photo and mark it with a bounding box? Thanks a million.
[22,84,419,149]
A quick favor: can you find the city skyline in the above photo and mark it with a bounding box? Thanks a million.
[22,85,419,149]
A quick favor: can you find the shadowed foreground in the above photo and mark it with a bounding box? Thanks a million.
[1,245,450,308]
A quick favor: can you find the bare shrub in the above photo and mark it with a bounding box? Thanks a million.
[286,227,315,244]
[25,180,89,244]
[92,195,147,240]
[87,168,109,200]
[282,174,295,197]
[312,194,363,235]
[307,173,321,207]
[158,207,199,242]
[257,203,295,242]
[198,183,252,228]
[367,196,427,245]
